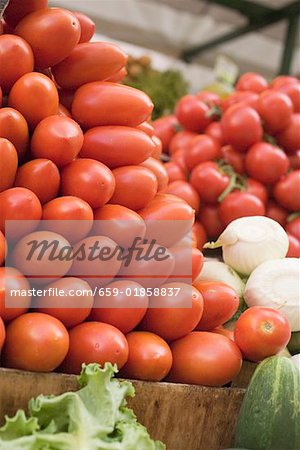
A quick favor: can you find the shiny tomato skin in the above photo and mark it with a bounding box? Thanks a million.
[141,157,169,191]
[236,72,268,93]
[60,158,115,209]
[219,192,265,226]
[3,312,69,372]
[0,108,29,161]
[271,75,299,89]
[0,34,34,93]
[89,280,148,334]
[0,316,5,351]
[234,307,291,362]
[136,121,154,137]
[14,159,60,205]
[244,178,269,204]
[58,89,75,110]
[289,150,300,169]
[286,217,300,241]
[164,181,200,212]
[276,113,300,153]
[205,122,224,145]
[169,130,197,156]
[120,331,172,381]
[194,281,239,330]
[58,103,72,118]
[273,170,300,211]
[222,91,259,112]
[15,8,80,69]
[105,67,128,83]
[4,0,48,27]
[198,204,224,239]
[220,145,245,174]
[0,138,18,192]
[190,161,229,204]
[266,200,288,227]
[152,115,179,153]
[221,104,263,152]
[0,267,31,322]
[109,165,157,211]
[140,284,203,341]
[151,135,163,160]
[35,277,94,328]
[168,331,242,386]
[8,73,59,129]
[72,11,95,43]
[53,42,127,89]
[175,95,212,132]
[184,134,221,171]
[61,322,128,374]
[0,231,5,266]
[80,126,154,168]
[192,221,207,250]
[276,82,300,112]
[196,91,221,107]
[171,148,188,173]
[72,82,153,128]
[164,161,186,183]
[245,142,289,184]
[211,326,234,341]
[287,233,300,257]
[257,89,293,133]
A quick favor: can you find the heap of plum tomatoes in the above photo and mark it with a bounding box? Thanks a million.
[153,72,300,256]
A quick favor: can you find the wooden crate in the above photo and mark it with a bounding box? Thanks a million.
[0,362,256,450]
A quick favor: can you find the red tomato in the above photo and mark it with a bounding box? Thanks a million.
[42,196,94,243]
[136,121,154,137]
[192,247,204,281]
[257,90,293,133]
[234,307,291,362]
[221,104,263,152]
[276,82,300,112]
[244,178,268,204]
[211,326,234,341]
[0,316,5,351]
[171,148,188,173]
[266,200,288,227]
[236,72,268,93]
[198,204,224,239]
[205,122,223,145]
[0,35,34,93]
[0,267,31,322]
[72,11,95,43]
[52,42,127,90]
[245,142,289,184]
[61,322,128,374]
[31,116,83,167]
[192,221,207,250]
[0,231,5,266]
[287,233,300,257]
[152,115,179,153]
[168,331,242,386]
[140,284,203,341]
[273,170,300,211]
[219,192,265,226]
[35,277,94,328]
[89,280,148,334]
[8,73,59,129]
[58,89,75,110]
[0,108,29,160]
[0,187,42,237]
[196,91,221,107]
[80,126,154,169]
[220,145,245,174]
[164,161,186,183]
[151,135,163,160]
[60,159,115,209]
[0,138,18,192]
[15,8,80,68]
[109,166,157,211]
[105,67,128,83]
[222,91,259,112]
[194,281,239,330]
[169,130,197,156]
[164,181,200,212]
[4,0,48,27]
[271,75,299,89]
[190,162,229,204]
[276,113,300,153]
[289,150,300,169]
[3,312,69,372]
[58,103,72,118]
[141,157,169,192]
[14,159,60,205]
[175,95,212,132]
[184,135,221,171]
[120,331,172,381]
[72,82,153,128]
[286,217,300,241]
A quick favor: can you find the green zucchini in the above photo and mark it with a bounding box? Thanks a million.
[235,356,300,450]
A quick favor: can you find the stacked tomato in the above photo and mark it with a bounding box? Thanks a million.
[153,73,300,255]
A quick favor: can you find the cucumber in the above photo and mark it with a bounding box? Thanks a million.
[235,356,300,450]
[288,331,300,355]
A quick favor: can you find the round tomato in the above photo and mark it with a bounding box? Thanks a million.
[89,280,148,334]
[0,138,18,192]
[266,200,288,227]
[234,307,291,362]
[8,73,59,129]
[175,95,212,132]
[219,192,265,226]
[60,159,115,209]
[198,204,224,239]
[109,165,157,211]
[42,196,93,243]
[194,281,239,330]
[273,170,300,211]
[15,8,80,68]
[276,113,300,153]
[4,0,48,27]
[192,221,207,250]
[164,181,200,212]
[196,91,221,107]
[184,134,221,171]
[221,104,263,152]
[0,231,5,266]
[35,277,94,328]
[140,157,169,191]
[3,312,69,371]
[0,108,29,160]
[0,267,31,321]
[0,34,34,93]
[168,331,242,386]
[257,90,293,133]
[276,82,300,112]
[245,142,289,184]
[61,321,128,374]
[72,82,153,128]
[289,150,300,170]
[220,145,245,174]
[244,178,269,204]
[271,75,299,89]
[140,284,203,341]
[222,91,259,112]
[152,115,178,153]
[14,159,60,204]
[0,316,5,351]
[286,217,300,241]
[236,72,268,93]
[190,162,229,204]
[31,116,83,167]
[120,331,172,381]
[73,11,95,43]
[80,126,154,168]
[287,233,300,257]
[171,148,188,173]
[205,122,224,145]
[52,42,127,90]
[169,130,197,156]
[164,161,186,183]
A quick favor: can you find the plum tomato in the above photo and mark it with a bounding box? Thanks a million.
[236,72,268,93]
[190,162,230,204]
[141,157,169,192]
[0,267,31,322]
[151,135,163,160]
[219,192,266,226]
[0,108,29,160]
[184,134,221,171]
[273,170,300,211]
[164,161,186,183]
[4,0,48,27]
[0,316,5,351]
[136,121,154,137]
[73,11,96,43]
[192,221,207,250]
[0,231,5,266]
[0,138,18,193]
[245,142,289,184]
[164,181,200,212]
[175,95,212,132]
[152,115,179,153]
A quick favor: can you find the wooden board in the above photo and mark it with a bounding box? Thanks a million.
[0,367,248,450]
